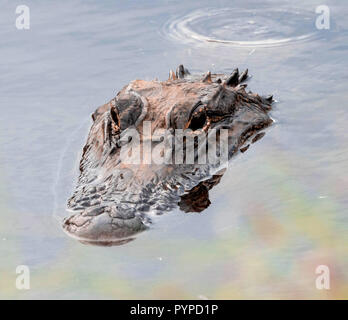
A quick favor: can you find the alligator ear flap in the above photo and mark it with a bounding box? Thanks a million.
[202,71,212,83]
[110,106,120,128]
[239,69,248,83]
[169,69,177,80]
[225,68,239,87]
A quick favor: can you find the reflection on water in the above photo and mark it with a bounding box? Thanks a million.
[0,0,347,299]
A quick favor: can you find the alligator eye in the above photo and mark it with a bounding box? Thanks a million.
[187,111,207,131]
[110,107,120,128]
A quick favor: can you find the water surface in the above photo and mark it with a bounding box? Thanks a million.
[0,0,347,299]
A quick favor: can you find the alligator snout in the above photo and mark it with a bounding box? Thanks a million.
[62,204,149,246]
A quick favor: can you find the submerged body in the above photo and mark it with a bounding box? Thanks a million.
[63,65,274,246]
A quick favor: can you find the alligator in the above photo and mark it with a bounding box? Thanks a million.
[63,65,274,246]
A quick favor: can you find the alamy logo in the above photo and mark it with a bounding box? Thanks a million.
[15,5,30,30]
[315,265,330,290]
[15,265,30,290]
[118,121,229,166]
[315,5,330,30]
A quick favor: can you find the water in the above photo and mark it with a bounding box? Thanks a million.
[0,0,347,299]
[164,7,323,47]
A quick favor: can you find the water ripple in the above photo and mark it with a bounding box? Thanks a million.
[164,8,322,47]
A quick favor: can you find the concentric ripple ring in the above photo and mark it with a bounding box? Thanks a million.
[163,8,321,47]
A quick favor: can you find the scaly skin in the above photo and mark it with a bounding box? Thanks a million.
[63,65,274,246]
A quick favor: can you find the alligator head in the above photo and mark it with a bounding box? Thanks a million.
[63,65,273,246]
